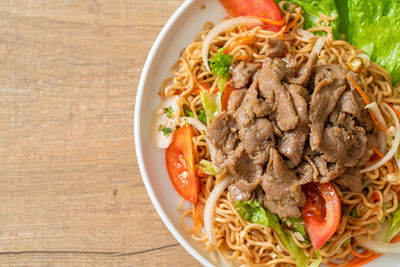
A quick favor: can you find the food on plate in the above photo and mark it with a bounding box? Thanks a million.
[150,0,400,266]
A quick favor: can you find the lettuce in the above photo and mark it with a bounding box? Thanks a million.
[286,217,309,241]
[278,0,340,39]
[197,159,220,175]
[200,91,221,123]
[386,205,400,242]
[185,108,207,125]
[335,0,400,83]
[235,200,314,267]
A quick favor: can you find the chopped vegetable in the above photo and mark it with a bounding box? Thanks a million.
[302,182,341,250]
[197,159,220,176]
[200,91,221,124]
[166,125,200,203]
[219,0,283,32]
[164,106,174,118]
[224,36,255,54]
[278,0,340,39]
[336,0,400,83]
[209,48,233,80]
[386,205,400,242]
[343,238,351,246]
[221,84,237,111]
[236,199,316,267]
[286,217,308,240]
[185,108,207,125]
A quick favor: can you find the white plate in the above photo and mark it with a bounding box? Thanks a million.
[134,0,399,266]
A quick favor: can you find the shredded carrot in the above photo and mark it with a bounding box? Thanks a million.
[256,17,285,26]
[350,249,374,259]
[234,54,251,63]
[191,82,211,94]
[391,234,400,243]
[344,253,382,267]
[224,36,255,54]
[280,28,284,40]
[326,262,340,267]
[346,75,388,132]
[346,75,370,104]
[370,143,394,171]
[193,201,204,228]
[285,9,302,33]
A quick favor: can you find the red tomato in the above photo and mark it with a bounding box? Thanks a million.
[302,182,341,250]
[221,84,237,111]
[219,0,283,32]
[166,125,200,203]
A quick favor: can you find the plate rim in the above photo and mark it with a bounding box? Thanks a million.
[134,0,213,266]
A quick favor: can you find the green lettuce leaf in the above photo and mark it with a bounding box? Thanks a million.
[286,217,309,241]
[235,200,311,267]
[185,108,207,125]
[335,0,400,83]
[278,0,340,39]
[200,91,221,123]
[197,159,220,175]
[386,204,400,242]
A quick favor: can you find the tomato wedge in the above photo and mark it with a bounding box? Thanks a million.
[302,182,341,250]
[221,84,237,111]
[166,125,200,203]
[219,0,283,32]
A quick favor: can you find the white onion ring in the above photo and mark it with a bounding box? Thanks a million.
[180,117,207,132]
[356,238,400,254]
[204,176,232,245]
[361,103,400,173]
[366,102,388,128]
[202,18,264,71]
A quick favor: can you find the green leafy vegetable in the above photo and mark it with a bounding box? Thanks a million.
[209,48,233,79]
[185,108,207,125]
[386,205,400,242]
[309,251,322,267]
[158,125,172,136]
[197,159,220,175]
[235,200,312,267]
[278,0,340,39]
[286,217,309,241]
[200,91,221,123]
[335,0,400,83]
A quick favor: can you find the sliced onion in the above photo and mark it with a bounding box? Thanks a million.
[366,101,388,128]
[361,103,400,173]
[311,37,326,55]
[204,176,232,244]
[205,136,217,163]
[356,238,400,254]
[296,28,315,39]
[356,53,371,68]
[202,18,263,71]
[180,117,207,132]
[150,96,180,148]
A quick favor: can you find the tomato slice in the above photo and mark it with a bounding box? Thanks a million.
[302,182,341,250]
[219,0,283,32]
[166,125,200,203]
[221,84,237,111]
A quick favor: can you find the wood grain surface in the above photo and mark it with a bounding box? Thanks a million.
[0,0,202,266]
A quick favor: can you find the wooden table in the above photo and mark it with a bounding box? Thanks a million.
[0,0,201,265]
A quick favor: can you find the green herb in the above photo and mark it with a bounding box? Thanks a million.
[185,108,207,125]
[235,199,313,267]
[386,204,400,242]
[163,106,174,118]
[209,48,233,80]
[335,0,400,83]
[277,0,340,39]
[158,125,172,136]
[350,208,358,218]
